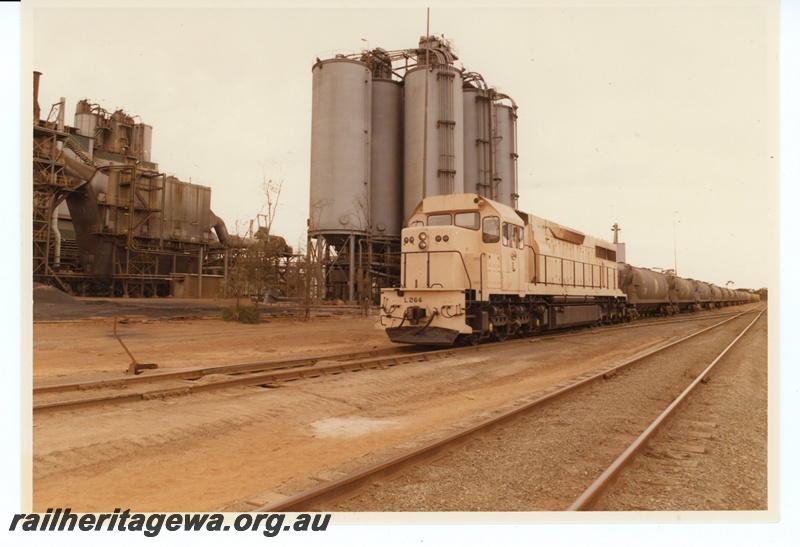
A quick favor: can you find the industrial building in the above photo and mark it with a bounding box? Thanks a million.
[309,35,518,303]
[32,72,290,299]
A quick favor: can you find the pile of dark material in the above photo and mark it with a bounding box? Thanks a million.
[33,283,82,306]
[31,284,362,322]
[32,283,223,322]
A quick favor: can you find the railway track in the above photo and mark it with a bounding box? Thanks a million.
[32,307,754,414]
[252,305,765,512]
[567,306,766,511]
[32,346,419,413]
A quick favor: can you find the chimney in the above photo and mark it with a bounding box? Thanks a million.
[33,71,42,121]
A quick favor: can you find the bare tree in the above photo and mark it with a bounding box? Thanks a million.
[219,220,255,322]
[257,158,288,236]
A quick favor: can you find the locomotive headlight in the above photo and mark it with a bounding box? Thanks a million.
[443,235,449,242]
[403,237,409,244]
[409,236,414,244]
[419,241,427,250]
[435,235,442,242]
[419,232,427,241]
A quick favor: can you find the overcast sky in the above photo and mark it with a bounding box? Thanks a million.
[25,1,779,290]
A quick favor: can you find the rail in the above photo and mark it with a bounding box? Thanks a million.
[33,346,432,413]
[567,306,766,511]
[254,308,760,512]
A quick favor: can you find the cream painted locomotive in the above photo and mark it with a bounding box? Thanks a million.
[377,193,757,345]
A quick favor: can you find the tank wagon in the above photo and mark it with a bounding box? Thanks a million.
[378,193,758,345]
[693,280,712,310]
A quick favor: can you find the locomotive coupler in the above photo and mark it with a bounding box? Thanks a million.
[404,305,427,325]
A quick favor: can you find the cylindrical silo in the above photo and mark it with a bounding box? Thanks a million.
[493,103,518,209]
[403,64,464,221]
[370,78,403,238]
[462,86,492,199]
[309,58,372,244]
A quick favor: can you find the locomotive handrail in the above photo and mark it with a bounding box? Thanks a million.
[479,253,485,301]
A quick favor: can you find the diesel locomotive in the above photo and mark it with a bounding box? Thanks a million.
[377,193,757,345]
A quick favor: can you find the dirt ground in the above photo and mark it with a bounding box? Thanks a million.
[30,288,768,513]
[32,284,392,384]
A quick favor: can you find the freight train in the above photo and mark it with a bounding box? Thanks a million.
[377,194,758,345]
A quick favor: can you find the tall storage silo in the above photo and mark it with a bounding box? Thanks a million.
[462,86,492,199]
[403,63,464,221]
[309,58,372,245]
[493,103,518,209]
[370,78,403,238]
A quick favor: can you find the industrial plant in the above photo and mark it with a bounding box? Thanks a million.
[32,35,518,303]
[32,72,296,299]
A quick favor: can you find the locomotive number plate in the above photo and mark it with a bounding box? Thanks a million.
[404,296,423,303]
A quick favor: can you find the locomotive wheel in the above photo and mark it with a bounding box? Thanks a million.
[464,334,481,346]
[492,326,509,342]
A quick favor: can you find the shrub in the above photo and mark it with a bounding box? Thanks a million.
[237,305,261,324]
[221,305,261,324]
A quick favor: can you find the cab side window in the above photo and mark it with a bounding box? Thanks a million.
[501,223,524,248]
[482,216,500,243]
[427,214,451,226]
[514,225,524,249]
[454,212,480,231]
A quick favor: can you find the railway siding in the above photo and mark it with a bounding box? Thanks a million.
[599,313,768,511]
[325,311,767,512]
